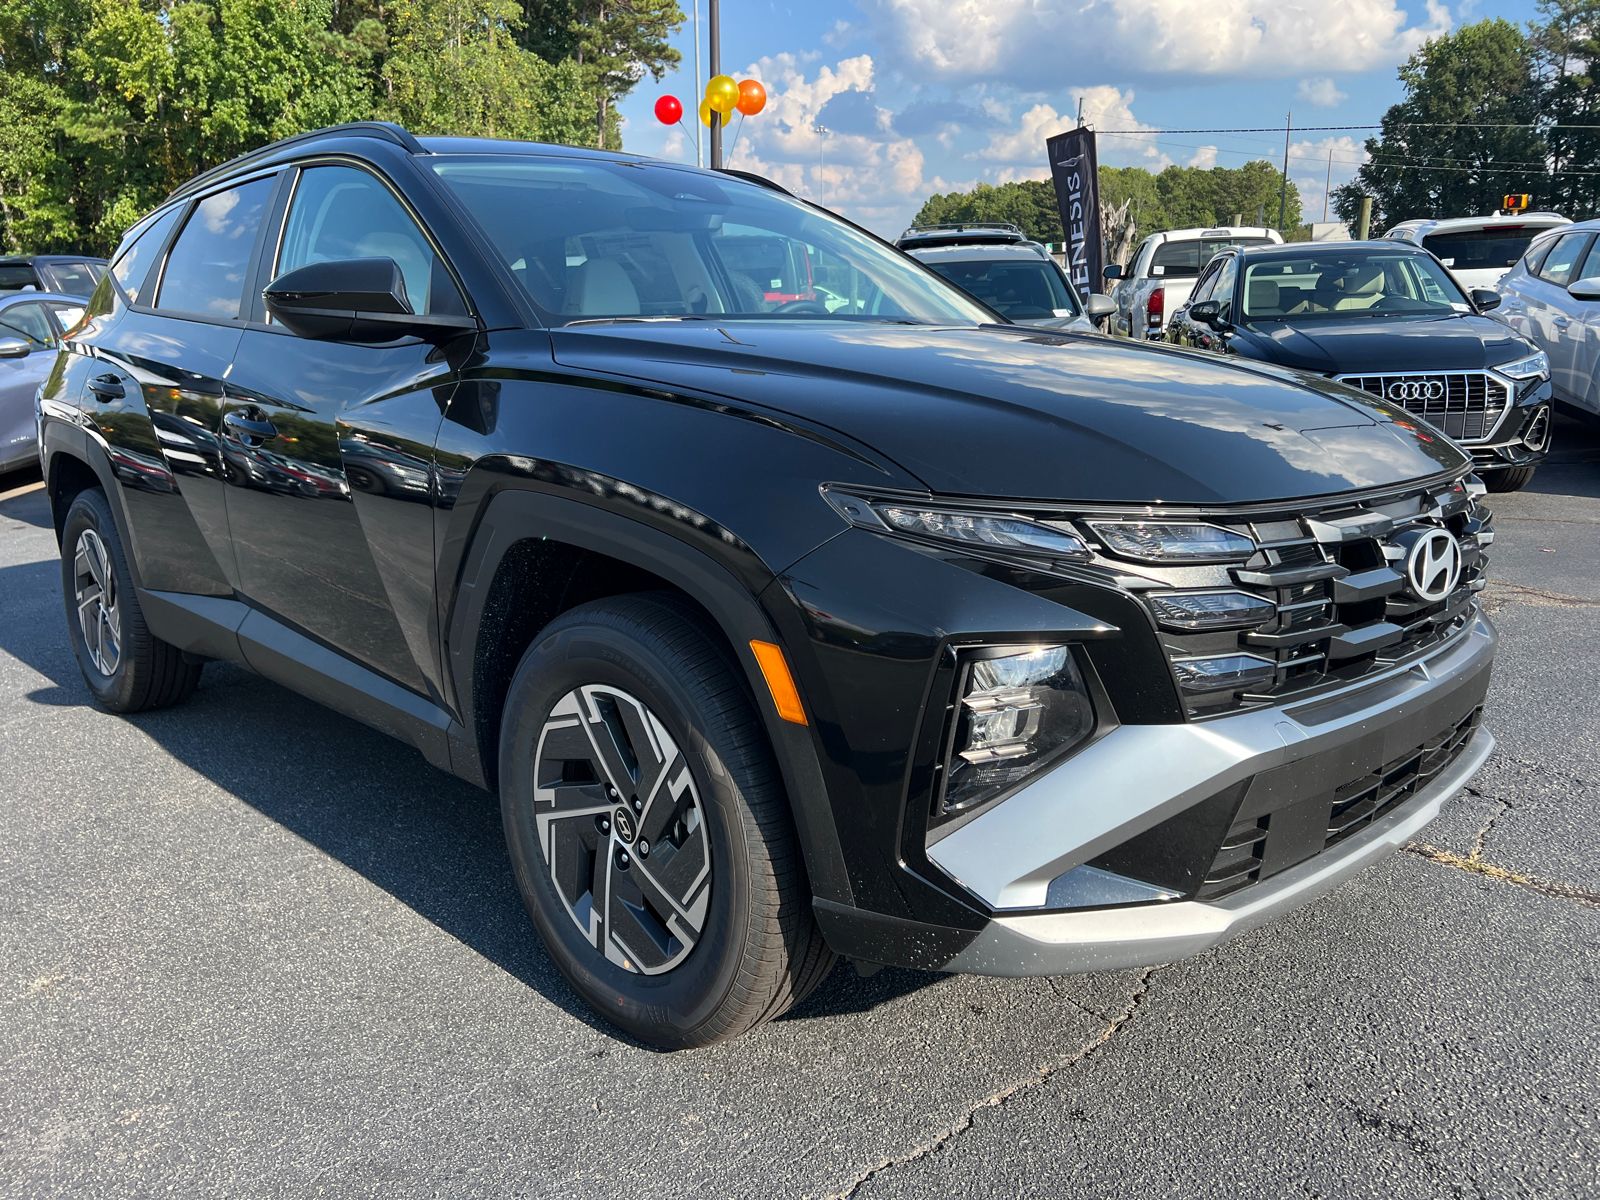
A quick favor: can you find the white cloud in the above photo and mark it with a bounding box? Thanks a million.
[861,0,1451,89]
[1287,135,1371,221]
[975,87,1170,171]
[1297,77,1349,107]
[1188,145,1219,169]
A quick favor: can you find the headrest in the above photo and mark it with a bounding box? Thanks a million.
[563,259,640,316]
[1247,279,1280,310]
[1346,263,1386,294]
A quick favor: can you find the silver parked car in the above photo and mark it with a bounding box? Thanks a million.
[0,292,86,473]
[1495,219,1600,418]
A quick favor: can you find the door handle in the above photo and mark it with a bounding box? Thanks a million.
[223,410,278,441]
[1553,316,1571,328]
[87,373,124,401]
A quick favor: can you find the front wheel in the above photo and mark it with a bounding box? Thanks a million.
[1485,465,1537,493]
[498,594,835,1048]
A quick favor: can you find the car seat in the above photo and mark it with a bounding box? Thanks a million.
[1246,279,1281,315]
[563,260,641,316]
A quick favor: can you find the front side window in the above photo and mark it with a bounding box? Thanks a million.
[922,255,1079,320]
[1150,237,1274,279]
[1210,257,1240,318]
[109,207,183,305]
[157,176,275,318]
[1240,252,1467,320]
[277,165,462,316]
[1536,232,1589,287]
[429,156,994,324]
[0,301,56,347]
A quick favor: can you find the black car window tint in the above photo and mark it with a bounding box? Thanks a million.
[1537,232,1589,286]
[109,207,183,304]
[1421,228,1538,271]
[277,166,462,317]
[156,176,274,318]
[1151,237,1273,279]
[0,265,40,294]
[42,260,102,297]
[0,302,56,346]
[1211,258,1240,317]
[1576,237,1600,283]
[1187,263,1220,303]
[925,258,1074,319]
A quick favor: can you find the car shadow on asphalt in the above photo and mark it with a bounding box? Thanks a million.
[1524,414,1600,499]
[0,553,939,1041]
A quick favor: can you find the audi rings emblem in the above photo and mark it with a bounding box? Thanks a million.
[1405,530,1462,601]
[1386,379,1446,402]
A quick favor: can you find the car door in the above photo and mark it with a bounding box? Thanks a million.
[1566,238,1600,415]
[1518,230,1591,401]
[220,161,471,698]
[0,299,58,470]
[1168,260,1219,347]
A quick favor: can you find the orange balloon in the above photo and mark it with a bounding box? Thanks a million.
[706,75,739,114]
[736,79,767,116]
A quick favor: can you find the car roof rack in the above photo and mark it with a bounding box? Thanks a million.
[169,122,428,202]
[895,222,1029,248]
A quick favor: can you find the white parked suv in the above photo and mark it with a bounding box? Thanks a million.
[1383,213,1571,291]
[1107,226,1282,339]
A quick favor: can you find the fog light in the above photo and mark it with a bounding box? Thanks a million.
[1088,521,1255,563]
[942,646,1094,816]
[1171,654,1277,693]
[1149,590,1276,630]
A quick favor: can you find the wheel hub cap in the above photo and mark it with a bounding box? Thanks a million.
[72,528,122,676]
[533,686,711,975]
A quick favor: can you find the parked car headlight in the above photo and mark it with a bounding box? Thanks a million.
[1170,653,1277,694]
[825,490,1090,560]
[1086,520,1255,563]
[1148,590,1276,630]
[941,646,1095,817]
[1495,351,1551,400]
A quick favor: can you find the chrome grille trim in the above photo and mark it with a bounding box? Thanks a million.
[1334,371,1510,444]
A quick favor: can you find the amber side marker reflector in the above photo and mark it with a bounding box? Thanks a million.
[749,640,808,725]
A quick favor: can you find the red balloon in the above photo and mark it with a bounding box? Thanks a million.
[655,95,684,124]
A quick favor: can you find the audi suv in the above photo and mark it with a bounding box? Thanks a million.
[37,122,1498,1047]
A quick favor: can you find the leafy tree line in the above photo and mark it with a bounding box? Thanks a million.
[911,161,1302,248]
[0,0,681,254]
[1336,2,1600,233]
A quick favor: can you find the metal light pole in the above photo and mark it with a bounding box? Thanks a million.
[709,0,722,169]
[693,0,703,167]
[1277,112,1291,232]
[814,125,829,206]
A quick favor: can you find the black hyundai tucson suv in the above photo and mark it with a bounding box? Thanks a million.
[38,122,1498,1048]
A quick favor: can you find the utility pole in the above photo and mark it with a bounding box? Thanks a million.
[815,125,830,206]
[1323,148,1333,223]
[1277,112,1291,232]
[693,0,702,167]
[1076,96,1084,127]
[709,0,722,170]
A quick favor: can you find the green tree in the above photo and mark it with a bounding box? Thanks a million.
[911,180,1063,242]
[1333,18,1546,232]
[1531,0,1600,217]
[568,0,682,149]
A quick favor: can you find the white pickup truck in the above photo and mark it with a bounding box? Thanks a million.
[1107,226,1282,339]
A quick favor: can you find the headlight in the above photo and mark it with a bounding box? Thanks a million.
[1495,351,1550,401]
[826,491,1090,560]
[1170,654,1277,694]
[941,646,1094,817]
[1148,590,1276,630]
[1087,520,1256,563]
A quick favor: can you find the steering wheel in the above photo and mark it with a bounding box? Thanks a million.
[771,299,830,315]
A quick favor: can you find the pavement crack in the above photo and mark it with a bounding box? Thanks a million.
[825,967,1162,1200]
[1480,580,1600,615]
[1403,841,1600,909]
[1470,795,1512,861]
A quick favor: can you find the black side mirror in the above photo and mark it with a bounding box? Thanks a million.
[263,258,476,343]
[1188,299,1228,328]
[1102,263,1124,281]
[1470,288,1502,311]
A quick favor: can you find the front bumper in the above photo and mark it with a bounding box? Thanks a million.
[814,609,1495,976]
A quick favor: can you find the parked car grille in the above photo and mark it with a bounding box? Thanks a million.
[1334,371,1509,444]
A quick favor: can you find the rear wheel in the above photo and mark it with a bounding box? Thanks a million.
[60,488,202,712]
[498,594,834,1048]
[1485,465,1537,493]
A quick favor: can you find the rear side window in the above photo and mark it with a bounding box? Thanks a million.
[1536,231,1590,287]
[109,207,184,304]
[0,265,40,294]
[157,176,275,318]
[41,260,104,297]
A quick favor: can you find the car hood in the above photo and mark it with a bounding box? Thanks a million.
[1232,312,1528,374]
[550,322,1465,504]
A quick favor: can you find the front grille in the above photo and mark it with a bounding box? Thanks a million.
[1335,371,1509,443]
[1197,706,1483,901]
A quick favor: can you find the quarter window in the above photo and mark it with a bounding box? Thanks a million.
[276,166,463,317]
[1536,231,1590,287]
[109,207,183,304]
[157,177,275,318]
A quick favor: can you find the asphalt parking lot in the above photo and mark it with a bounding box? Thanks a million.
[3,421,1598,1200]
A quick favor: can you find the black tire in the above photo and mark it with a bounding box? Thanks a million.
[1485,466,1537,492]
[498,593,835,1048]
[60,488,202,712]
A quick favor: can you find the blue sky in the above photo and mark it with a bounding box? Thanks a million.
[615,0,1539,238]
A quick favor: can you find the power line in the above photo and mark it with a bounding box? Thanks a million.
[1092,122,1600,134]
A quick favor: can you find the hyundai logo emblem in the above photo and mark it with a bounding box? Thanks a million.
[1405,530,1462,601]
[612,807,637,844]
[1386,380,1447,402]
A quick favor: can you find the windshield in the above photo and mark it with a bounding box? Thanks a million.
[1150,237,1274,278]
[429,156,994,325]
[1241,252,1467,321]
[1422,228,1547,272]
[922,255,1079,320]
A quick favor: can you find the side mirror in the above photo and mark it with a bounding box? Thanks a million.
[1084,295,1117,319]
[1470,288,1502,311]
[1188,299,1227,328]
[1567,277,1600,302]
[263,258,476,343]
[1102,263,1124,281]
[0,337,32,359]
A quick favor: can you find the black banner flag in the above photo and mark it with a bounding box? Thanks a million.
[1047,128,1102,294]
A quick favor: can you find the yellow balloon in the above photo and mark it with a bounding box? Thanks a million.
[706,74,739,114]
[698,97,729,127]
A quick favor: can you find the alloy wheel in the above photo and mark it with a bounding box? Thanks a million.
[73,528,122,676]
[533,685,712,975]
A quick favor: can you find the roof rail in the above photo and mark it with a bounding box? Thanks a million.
[899,221,1024,238]
[714,168,793,196]
[169,122,428,201]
